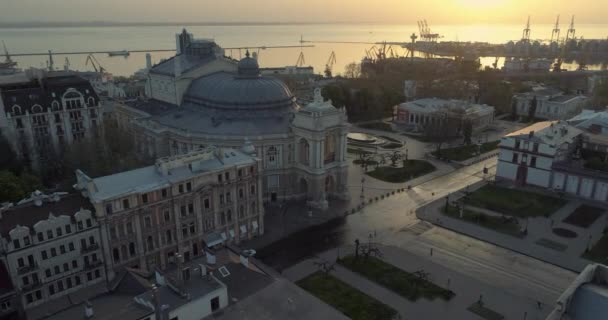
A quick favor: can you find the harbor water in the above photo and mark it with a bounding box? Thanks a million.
[1,23,607,76]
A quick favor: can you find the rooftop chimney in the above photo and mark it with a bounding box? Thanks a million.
[528,131,534,138]
[84,301,94,319]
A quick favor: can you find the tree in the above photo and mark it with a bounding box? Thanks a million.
[384,151,403,167]
[528,96,537,121]
[344,62,361,79]
[0,170,42,203]
[511,98,518,119]
[423,113,461,157]
[0,135,20,173]
[591,78,608,109]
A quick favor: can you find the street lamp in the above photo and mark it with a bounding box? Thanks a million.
[405,148,409,161]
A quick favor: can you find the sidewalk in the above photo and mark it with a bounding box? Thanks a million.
[284,244,553,320]
[417,184,601,273]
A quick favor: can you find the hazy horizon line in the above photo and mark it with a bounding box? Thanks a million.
[2,20,608,29]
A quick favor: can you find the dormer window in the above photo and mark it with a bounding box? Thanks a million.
[12,239,20,249]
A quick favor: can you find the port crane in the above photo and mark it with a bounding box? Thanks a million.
[553,15,576,72]
[522,16,531,43]
[1,41,17,68]
[324,51,336,77]
[417,20,441,42]
[85,54,106,73]
[550,15,560,44]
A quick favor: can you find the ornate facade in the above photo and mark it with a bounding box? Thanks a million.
[120,31,350,209]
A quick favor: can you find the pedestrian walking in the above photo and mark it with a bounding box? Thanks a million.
[537,301,542,309]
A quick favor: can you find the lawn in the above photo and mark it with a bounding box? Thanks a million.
[358,122,394,132]
[443,205,523,238]
[432,141,500,162]
[583,233,608,264]
[338,255,454,302]
[563,205,604,228]
[366,160,436,183]
[297,271,398,320]
[464,185,567,218]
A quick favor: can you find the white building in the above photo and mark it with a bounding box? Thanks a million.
[395,98,495,132]
[0,69,103,171]
[496,121,582,187]
[503,58,553,73]
[513,86,588,120]
[0,192,106,319]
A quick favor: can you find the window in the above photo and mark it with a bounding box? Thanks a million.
[56,227,63,237]
[147,236,154,251]
[48,284,55,296]
[129,242,136,256]
[220,195,224,204]
[186,182,192,192]
[22,276,29,286]
[220,212,226,225]
[238,169,243,177]
[180,206,187,217]
[113,248,120,263]
[65,225,71,234]
[105,204,113,214]
[45,269,51,277]
[164,210,171,222]
[204,198,210,209]
[121,246,128,260]
[188,203,194,214]
[23,237,30,246]
[72,260,78,268]
[189,223,195,234]
[533,143,539,152]
[13,239,20,249]
[110,226,117,240]
[127,222,133,234]
[41,250,48,260]
[166,230,172,244]
[531,157,537,168]
[522,154,528,163]
[227,210,232,223]
[94,269,101,279]
[63,263,69,272]
[86,219,92,228]
[145,216,152,228]
[512,153,519,163]
[77,221,83,230]
[251,185,255,195]
[179,184,184,193]
[57,281,64,291]
[142,194,148,204]
[75,276,81,285]
[81,239,87,250]
[60,245,66,254]
[239,189,244,199]
[37,232,44,242]
[89,236,95,245]
[162,189,168,198]
[226,192,231,203]
[225,172,230,181]
[218,174,223,183]
[182,225,188,237]
[69,242,75,251]
[26,294,33,304]
[54,266,60,275]
[66,277,72,289]
[51,248,57,257]
[122,199,130,210]
[514,139,520,149]
[239,205,245,219]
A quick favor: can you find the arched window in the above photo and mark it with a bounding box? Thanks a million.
[129,242,136,256]
[31,104,43,114]
[251,202,256,215]
[11,105,21,115]
[220,212,226,225]
[147,236,154,251]
[299,138,310,165]
[121,245,128,259]
[63,91,83,109]
[266,146,278,166]
[113,248,120,263]
[324,132,336,164]
[87,97,96,106]
[250,185,255,195]
[51,100,61,111]
[227,210,232,223]
[239,188,244,199]
[239,205,245,219]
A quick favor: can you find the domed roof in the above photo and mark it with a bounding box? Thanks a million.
[183,53,297,116]
[238,51,260,77]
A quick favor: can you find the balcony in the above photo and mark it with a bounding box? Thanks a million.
[84,260,103,270]
[21,279,42,292]
[81,243,100,254]
[17,263,38,275]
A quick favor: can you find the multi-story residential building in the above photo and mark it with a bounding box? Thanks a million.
[0,258,18,320]
[513,86,588,120]
[0,192,106,319]
[75,146,264,279]
[395,98,495,132]
[0,69,103,170]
